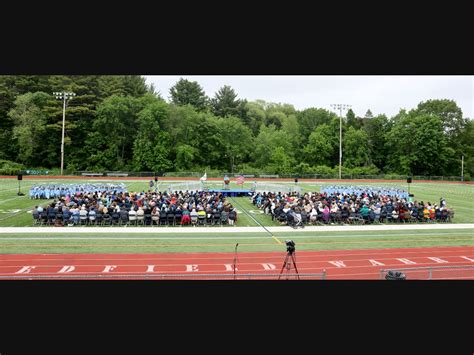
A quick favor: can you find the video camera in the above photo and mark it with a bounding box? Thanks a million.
[385,270,406,280]
[285,239,295,254]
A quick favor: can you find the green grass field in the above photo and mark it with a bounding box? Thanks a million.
[0,177,472,254]
[0,229,472,254]
[1,178,473,227]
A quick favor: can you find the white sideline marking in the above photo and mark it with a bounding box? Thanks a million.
[261,263,276,270]
[0,224,473,234]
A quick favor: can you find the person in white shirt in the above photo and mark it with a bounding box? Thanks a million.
[129,208,137,223]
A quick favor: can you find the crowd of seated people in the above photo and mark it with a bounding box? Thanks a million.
[32,189,238,227]
[251,188,453,226]
[29,183,127,199]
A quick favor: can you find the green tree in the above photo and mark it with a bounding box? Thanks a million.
[85,95,143,170]
[97,76,126,99]
[252,124,295,169]
[343,127,370,168]
[386,112,447,175]
[146,82,161,98]
[265,111,285,128]
[7,76,51,95]
[170,78,208,111]
[266,146,295,174]
[46,75,102,169]
[264,102,296,128]
[363,114,389,170]
[303,124,335,166]
[244,101,266,136]
[364,109,374,119]
[96,76,148,100]
[235,99,249,122]
[413,99,468,176]
[296,108,335,145]
[175,144,198,171]
[162,106,223,169]
[415,99,466,138]
[281,114,301,146]
[216,116,253,172]
[346,108,362,129]
[458,119,474,178]
[211,85,241,118]
[0,75,152,171]
[7,92,50,166]
[188,113,223,169]
[132,100,172,172]
[123,76,148,97]
[162,104,198,148]
[0,76,66,162]
[0,76,18,159]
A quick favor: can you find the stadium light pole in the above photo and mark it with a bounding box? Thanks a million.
[53,91,76,176]
[330,104,351,179]
[461,154,464,182]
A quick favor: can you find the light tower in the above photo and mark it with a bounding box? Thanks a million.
[53,91,76,175]
[330,104,352,179]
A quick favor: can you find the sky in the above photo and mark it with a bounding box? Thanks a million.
[144,76,473,118]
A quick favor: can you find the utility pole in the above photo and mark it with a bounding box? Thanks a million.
[330,104,351,179]
[461,154,464,181]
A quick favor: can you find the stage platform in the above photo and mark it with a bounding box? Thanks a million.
[208,189,252,197]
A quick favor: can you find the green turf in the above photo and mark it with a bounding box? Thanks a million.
[1,178,473,227]
[0,229,472,254]
[1,178,472,255]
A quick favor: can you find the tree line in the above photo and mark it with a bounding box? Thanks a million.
[0,76,472,179]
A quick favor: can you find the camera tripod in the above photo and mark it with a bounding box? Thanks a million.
[278,250,300,280]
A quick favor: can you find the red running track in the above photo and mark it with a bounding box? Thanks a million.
[0,246,473,280]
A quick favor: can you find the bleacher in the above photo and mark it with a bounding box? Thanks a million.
[106,172,129,177]
[259,174,279,178]
[81,172,103,177]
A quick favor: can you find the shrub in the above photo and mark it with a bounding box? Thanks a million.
[0,160,25,175]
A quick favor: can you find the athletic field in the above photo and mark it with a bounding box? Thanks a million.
[0,176,472,279]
